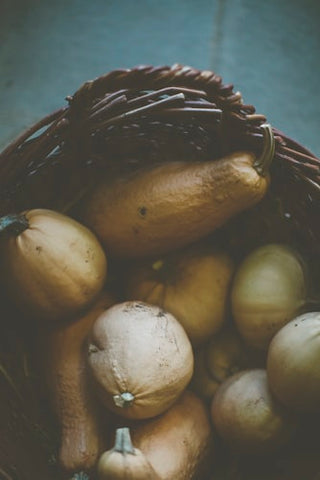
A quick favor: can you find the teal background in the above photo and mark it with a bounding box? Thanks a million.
[1,0,320,155]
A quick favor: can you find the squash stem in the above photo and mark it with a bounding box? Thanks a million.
[70,472,90,480]
[151,258,178,284]
[253,123,275,176]
[113,392,135,408]
[0,213,29,236]
[114,427,135,455]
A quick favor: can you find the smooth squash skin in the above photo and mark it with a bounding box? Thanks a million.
[97,427,160,479]
[82,151,270,258]
[125,245,234,346]
[130,390,214,480]
[40,290,115,473]
[211,369,296,455]
[0,209,107,322]
[87,301,194,420]
[267,312,320,413]
[231,243,307,350]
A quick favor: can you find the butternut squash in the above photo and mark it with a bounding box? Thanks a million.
[87,301,194,420]
[0,209,107,321]
[82,124,274,258]
[97,427,159,479]
[40,290,115,473]
[125,245,234,346]
[130,390,214,479]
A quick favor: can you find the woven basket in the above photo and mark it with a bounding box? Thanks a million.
[0,64,320,480]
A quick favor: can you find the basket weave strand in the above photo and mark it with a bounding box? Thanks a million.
[0,64,319,250]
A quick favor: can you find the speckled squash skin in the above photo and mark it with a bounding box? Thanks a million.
[126,246,234,346]
[82,153,269,258]
[211,369,296,454]
[87,301,194,420]
[0,208,107,321]
[267,312,320,412]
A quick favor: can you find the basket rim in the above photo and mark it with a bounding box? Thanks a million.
[0,63,319,251]
[1,63,319,167]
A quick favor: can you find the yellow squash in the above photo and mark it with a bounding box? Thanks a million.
[0,208,107,321]
[82,125,274,258]
[126,244,234,346]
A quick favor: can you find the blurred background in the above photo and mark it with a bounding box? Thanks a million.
[1,0,320,155]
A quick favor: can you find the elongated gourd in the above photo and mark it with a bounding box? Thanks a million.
[0,208,107,321]
[97,427,159,479]
[40,290,115,473]
[82,124,274,258]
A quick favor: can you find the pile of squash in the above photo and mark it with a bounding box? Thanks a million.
[1,124,319,479]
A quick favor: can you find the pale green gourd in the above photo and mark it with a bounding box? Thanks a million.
[231,243,308,350]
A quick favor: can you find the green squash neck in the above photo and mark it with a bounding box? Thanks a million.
[114,427,135,454]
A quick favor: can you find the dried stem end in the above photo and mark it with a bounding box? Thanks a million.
[113,392,135,408]
[70,472,90,480]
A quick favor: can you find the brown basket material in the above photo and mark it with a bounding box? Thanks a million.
[0,64,319,254]
[0,64,320,480]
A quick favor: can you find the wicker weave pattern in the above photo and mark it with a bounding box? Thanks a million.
[0,64,319,247]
